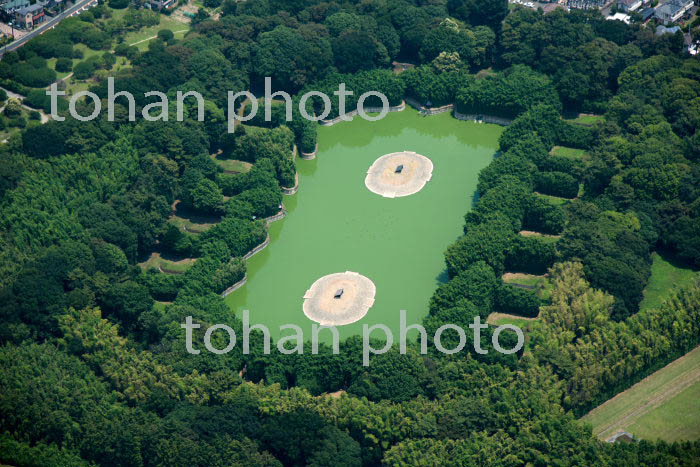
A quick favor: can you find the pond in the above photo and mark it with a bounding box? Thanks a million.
[225,108,502,340]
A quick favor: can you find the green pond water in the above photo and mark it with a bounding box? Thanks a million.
[225,108,502,340]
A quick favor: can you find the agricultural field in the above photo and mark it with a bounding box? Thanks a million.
[582,345,700,442]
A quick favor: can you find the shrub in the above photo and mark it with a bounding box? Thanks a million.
[157,29,174,42]
[73,61,97,80]
[108,0,130,9]
[55,57,73,73]
[524,196,566,235]
[12,62,57,88]
[495,284,541,317]
[535,171,579,199]
[505,236,557,275]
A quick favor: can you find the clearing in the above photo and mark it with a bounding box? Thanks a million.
[582,345,700,442]
[640,252,698,312]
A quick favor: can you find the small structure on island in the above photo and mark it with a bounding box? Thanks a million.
[303,271,376,325]
[365,151,434,198]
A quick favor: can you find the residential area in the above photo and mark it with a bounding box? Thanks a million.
[510,0,700,54]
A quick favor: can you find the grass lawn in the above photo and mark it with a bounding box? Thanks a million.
[627,380,700,442]
[486,312,537,328]
[536,192,570,206]
[124,16,190,50]
[47,58,73,80]
[640,252,698,312]
[214,157,253,174]
[502,273,553,301]
[503,273,545,287]
[567,114,604,125]
[551,145,589,161]
[169,215,216,234]
[582,345,700,442]
[138,252,195,273]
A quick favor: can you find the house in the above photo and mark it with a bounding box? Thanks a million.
[13,2,45,29]
[641,7,656,21]
[617,0,642,11]
[568,0,606,9]
[0,0,30,21]
[654,0,693,24]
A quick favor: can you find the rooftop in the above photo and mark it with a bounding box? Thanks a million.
[16,2,43,14]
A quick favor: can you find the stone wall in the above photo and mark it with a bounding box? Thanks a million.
[453,111,513,126]
[319,101,406,127]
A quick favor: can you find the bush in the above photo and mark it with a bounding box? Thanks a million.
[29,111,42,121]
[12,62,57,88]
[495,284,541,317]
[55,57,73,73]
[535,171,579,199]
[524,196,566,235]
[24,89,50,111]
[102,52,116,69]
[73,60,97,80]
[505,236,557,275]
[114,43,130,56]
[0,89,6,102]
[157,29,175,42]
[108,0,130,9]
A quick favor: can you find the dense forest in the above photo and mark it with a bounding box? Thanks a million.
[1,0,700,465]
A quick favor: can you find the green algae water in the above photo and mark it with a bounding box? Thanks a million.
[225,109,502,339]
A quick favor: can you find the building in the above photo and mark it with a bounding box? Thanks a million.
[617,0,642,11]
[0,0,30,21]
[13,3,45,29]
[641,7,656,21]
[607,12,632,23]
[654,0,693,24]
[568,0,606,9]
[148,0,177,9]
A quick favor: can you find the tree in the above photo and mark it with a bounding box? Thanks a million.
[55,57,73,73]
[157,29,175,43]
[190,178,224,214]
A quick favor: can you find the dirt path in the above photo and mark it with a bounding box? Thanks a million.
[129,29,189,47]
[587,346,700,440]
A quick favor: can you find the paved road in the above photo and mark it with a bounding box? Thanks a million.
[1,0,97,55]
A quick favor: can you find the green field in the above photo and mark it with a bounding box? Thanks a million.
[582,345,700,442]
[640,253,698,312]
[536,192,570,206]
[550,145,588,160]
[138,252,196,273]
[486,312,537,328]
[124,16,190,50]
[567,114,604,125]
[213,157,253,174]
